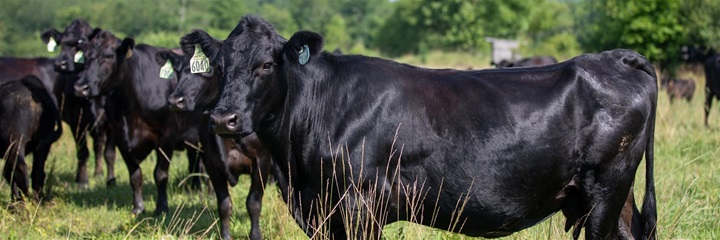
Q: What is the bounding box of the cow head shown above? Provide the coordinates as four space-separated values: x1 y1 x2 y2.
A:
156 49 219 112
680 45 713 63
181 15 286 136
41 19 100 73
74 30 134 97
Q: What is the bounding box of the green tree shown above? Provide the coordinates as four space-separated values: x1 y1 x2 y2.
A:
323 14 350 51
577 0 685 66
375 0 534 56
680 0 720 50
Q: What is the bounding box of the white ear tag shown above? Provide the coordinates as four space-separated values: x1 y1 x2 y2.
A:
190 44 210 73
47 38 57 52
74 51 85 63
159 60 173 79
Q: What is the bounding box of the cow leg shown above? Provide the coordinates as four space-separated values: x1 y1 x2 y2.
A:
30 143 52 201
185 148 201 190
618 189 642 240
246 155 271 240
202 137 233 240
104 129 117 187
3 145 29 201
153 147 172 214
73 130 90 189
123 158 145 215
704 87 714 127
91 129 106 177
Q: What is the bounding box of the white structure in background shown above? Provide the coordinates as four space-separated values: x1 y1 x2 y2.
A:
485 37 520 66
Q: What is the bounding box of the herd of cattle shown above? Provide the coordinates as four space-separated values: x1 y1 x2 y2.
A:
1 14 717 240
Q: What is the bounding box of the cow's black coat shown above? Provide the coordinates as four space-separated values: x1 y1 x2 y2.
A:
496 56 558 68
157 49 273 240
188 16 658 240
74 30 201 215
40 19 117 187
1 76 62 201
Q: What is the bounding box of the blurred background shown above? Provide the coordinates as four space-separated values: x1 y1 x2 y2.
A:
1 0 718 72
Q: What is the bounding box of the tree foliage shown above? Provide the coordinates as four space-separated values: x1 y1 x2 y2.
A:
0 0 717 65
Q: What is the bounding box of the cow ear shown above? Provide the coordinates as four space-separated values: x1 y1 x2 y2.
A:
41 29 62 45
180 29 221 63
284 31 324 65
155 50 181 67
88 28 103 41
118 38 135 59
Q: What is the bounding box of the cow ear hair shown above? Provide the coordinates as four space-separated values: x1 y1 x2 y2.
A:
180 29 221 62
119 38 135 59
155 50 181 66
41 29 62 44
88 28 103 41
284 31 324 65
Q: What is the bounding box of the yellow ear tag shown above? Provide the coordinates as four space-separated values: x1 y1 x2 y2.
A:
159 60 173 79
47 38 57 52
74 51 84 63
190 44 210 73
126 49 133 59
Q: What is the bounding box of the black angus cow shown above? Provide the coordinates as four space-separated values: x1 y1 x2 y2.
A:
183 16 658 240
73 30 202 216
681 46 720 126
40 19 117 187
156 50 273 240
1 76 62 201
495 56 558 68
660 76 695 103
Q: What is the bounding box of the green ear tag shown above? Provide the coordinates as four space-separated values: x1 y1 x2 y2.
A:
74 51 85 63
159 60 173 79
47 38 57 52
190 44 210 73
298 44 310 65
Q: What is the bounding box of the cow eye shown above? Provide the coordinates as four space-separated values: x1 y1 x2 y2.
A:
262 62 273 70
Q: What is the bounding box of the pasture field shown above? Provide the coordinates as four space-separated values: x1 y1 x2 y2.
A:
1 54 719 239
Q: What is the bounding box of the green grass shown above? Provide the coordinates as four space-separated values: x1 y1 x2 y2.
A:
1 55 719 239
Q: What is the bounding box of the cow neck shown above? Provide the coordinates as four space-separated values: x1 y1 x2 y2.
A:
35 58 60 95
121 47 169 114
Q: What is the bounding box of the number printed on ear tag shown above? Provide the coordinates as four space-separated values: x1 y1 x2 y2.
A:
190 44 210 73
74 51 85 63
47 38 57 52
159 60 173 79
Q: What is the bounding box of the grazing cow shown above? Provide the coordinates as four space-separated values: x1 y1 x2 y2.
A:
661 76 695 103
156 49 273 240
681 46 720 127
40 19 117 187
184 16 658 240
1 76 62 201
495 56 558 68
73 30 202 216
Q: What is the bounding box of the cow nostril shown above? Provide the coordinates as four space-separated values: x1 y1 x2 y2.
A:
226 114 238 127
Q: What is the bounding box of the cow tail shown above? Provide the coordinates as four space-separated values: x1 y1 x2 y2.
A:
642 103 657 240
21 76 63 144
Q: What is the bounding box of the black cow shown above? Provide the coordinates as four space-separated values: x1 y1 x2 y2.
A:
1 76 62 201
156 49 273 240
660 76 695 103
184 16 658 240
680 46 720 127
495 56 558 68
73 30 202 216
40 19 117 187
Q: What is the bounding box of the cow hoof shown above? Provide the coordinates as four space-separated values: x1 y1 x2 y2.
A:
131 207 145 217
249 230 261 240
222 231 233 240
77 182 89 190
93 171 103 178
154 207 169 216
106 178 117 187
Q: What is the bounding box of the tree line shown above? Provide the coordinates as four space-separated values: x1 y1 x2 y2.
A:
1 0 718 72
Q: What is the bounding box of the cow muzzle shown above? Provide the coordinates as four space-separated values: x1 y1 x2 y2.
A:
74 82 90 97
168 96 186 111
210 112 243 136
